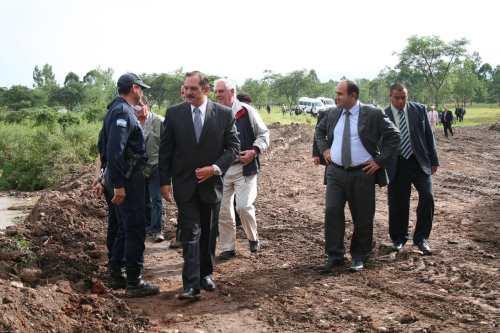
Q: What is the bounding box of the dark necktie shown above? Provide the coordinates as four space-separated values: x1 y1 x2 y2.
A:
341 110 352 168
399 109 412 159
193 107 202 142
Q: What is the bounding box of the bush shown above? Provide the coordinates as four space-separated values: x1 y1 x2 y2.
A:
0 121 100 190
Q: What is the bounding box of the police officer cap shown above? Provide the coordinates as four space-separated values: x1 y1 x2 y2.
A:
117 73 151 90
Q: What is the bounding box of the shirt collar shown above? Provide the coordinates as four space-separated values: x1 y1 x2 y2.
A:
391 103 407 114
345 100 360 115
190 96 208 116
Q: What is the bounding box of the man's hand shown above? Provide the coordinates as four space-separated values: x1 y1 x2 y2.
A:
92 180 104 198
160 185 173 202
195 166 215 183
111 187 126 205
312 156 320 165
362 160 381 175
322 149 331 164
431 166 438 175
239 149 257 166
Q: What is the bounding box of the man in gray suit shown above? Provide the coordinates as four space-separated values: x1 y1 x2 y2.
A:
315 80 400 272
384 83 439 255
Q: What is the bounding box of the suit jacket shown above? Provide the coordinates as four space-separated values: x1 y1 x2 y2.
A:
384 102 439 182
312 109 330 165
315 102 400 187
159 100 240 204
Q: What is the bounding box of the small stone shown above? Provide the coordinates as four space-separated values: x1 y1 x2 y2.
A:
5 226 18 236
377 327 388 333
81 304 93 312
399 313 418 324
20 268 42 284
91 279 107 295
10 281 24 289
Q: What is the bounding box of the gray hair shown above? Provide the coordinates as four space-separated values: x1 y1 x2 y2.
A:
214 78 237 96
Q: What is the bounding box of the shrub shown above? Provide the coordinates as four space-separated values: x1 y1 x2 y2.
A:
0 121 100 190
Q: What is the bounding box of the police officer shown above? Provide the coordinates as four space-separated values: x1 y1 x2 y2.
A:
100 73 159 297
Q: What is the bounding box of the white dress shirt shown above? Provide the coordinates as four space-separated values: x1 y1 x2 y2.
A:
189 96 222 175
331 101 373 167
190 96 208 126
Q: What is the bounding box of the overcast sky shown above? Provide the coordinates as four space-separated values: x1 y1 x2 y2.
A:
1 0 498 88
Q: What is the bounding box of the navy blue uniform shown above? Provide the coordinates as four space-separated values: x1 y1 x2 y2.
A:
100 96 148 281
97 128 123 269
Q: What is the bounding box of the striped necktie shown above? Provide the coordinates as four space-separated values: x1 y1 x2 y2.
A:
398 109 412 159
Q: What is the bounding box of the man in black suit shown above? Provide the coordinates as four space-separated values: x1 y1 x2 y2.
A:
385 83 439 255
315 80 400 272
159 71 240 300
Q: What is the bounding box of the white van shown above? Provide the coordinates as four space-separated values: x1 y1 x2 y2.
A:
298 97 325 115
318 97 335 108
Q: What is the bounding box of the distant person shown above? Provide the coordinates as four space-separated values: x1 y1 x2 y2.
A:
133 97 165 242
100 73 159 297
459 107 466 122
384 83 439 255
159 71 240 300
214 78 269 260
315 80 399 272
427 105 439 135
266 104 271 114
441 107 454 138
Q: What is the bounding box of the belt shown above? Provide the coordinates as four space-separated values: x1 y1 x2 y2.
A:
331 162 365 171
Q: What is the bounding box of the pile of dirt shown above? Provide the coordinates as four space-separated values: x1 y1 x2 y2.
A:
0 166 147 332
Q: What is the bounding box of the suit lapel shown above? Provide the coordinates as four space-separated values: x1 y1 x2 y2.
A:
182 102 197 143
329 108 342 143
406 103 417 133
197 100 214 144
358 103 366 134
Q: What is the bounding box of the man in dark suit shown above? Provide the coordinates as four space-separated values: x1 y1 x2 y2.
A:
384 83 439 255
159 71 240 300
315 80 400 272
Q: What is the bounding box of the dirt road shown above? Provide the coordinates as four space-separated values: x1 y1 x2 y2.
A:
129 124 500 332
1 123 499 332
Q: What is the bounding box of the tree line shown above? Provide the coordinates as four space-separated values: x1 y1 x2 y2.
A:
1 35 499 120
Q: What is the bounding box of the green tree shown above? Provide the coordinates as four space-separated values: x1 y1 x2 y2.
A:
397 35 468 106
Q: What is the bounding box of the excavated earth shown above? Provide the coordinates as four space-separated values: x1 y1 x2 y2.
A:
1 123 499 332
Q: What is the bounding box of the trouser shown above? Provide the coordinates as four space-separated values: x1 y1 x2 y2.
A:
209 202 221 257
324 164 375 261
103 181 123 268
145 167 163 234
219 164 258 252
109 170 146 282
177 192 218 290
388 155 434 245
443 123 453 137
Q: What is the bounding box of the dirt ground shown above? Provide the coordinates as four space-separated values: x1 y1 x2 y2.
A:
1 123 499 332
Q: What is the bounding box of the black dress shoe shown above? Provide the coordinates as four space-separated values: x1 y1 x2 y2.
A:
416 240 432 255
218 250 236 261
201 276 216 291
249 240 260 253
126 280 160 298
392 242 404 252
178 288 201 300
321 257 344 273
350 259 364 272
